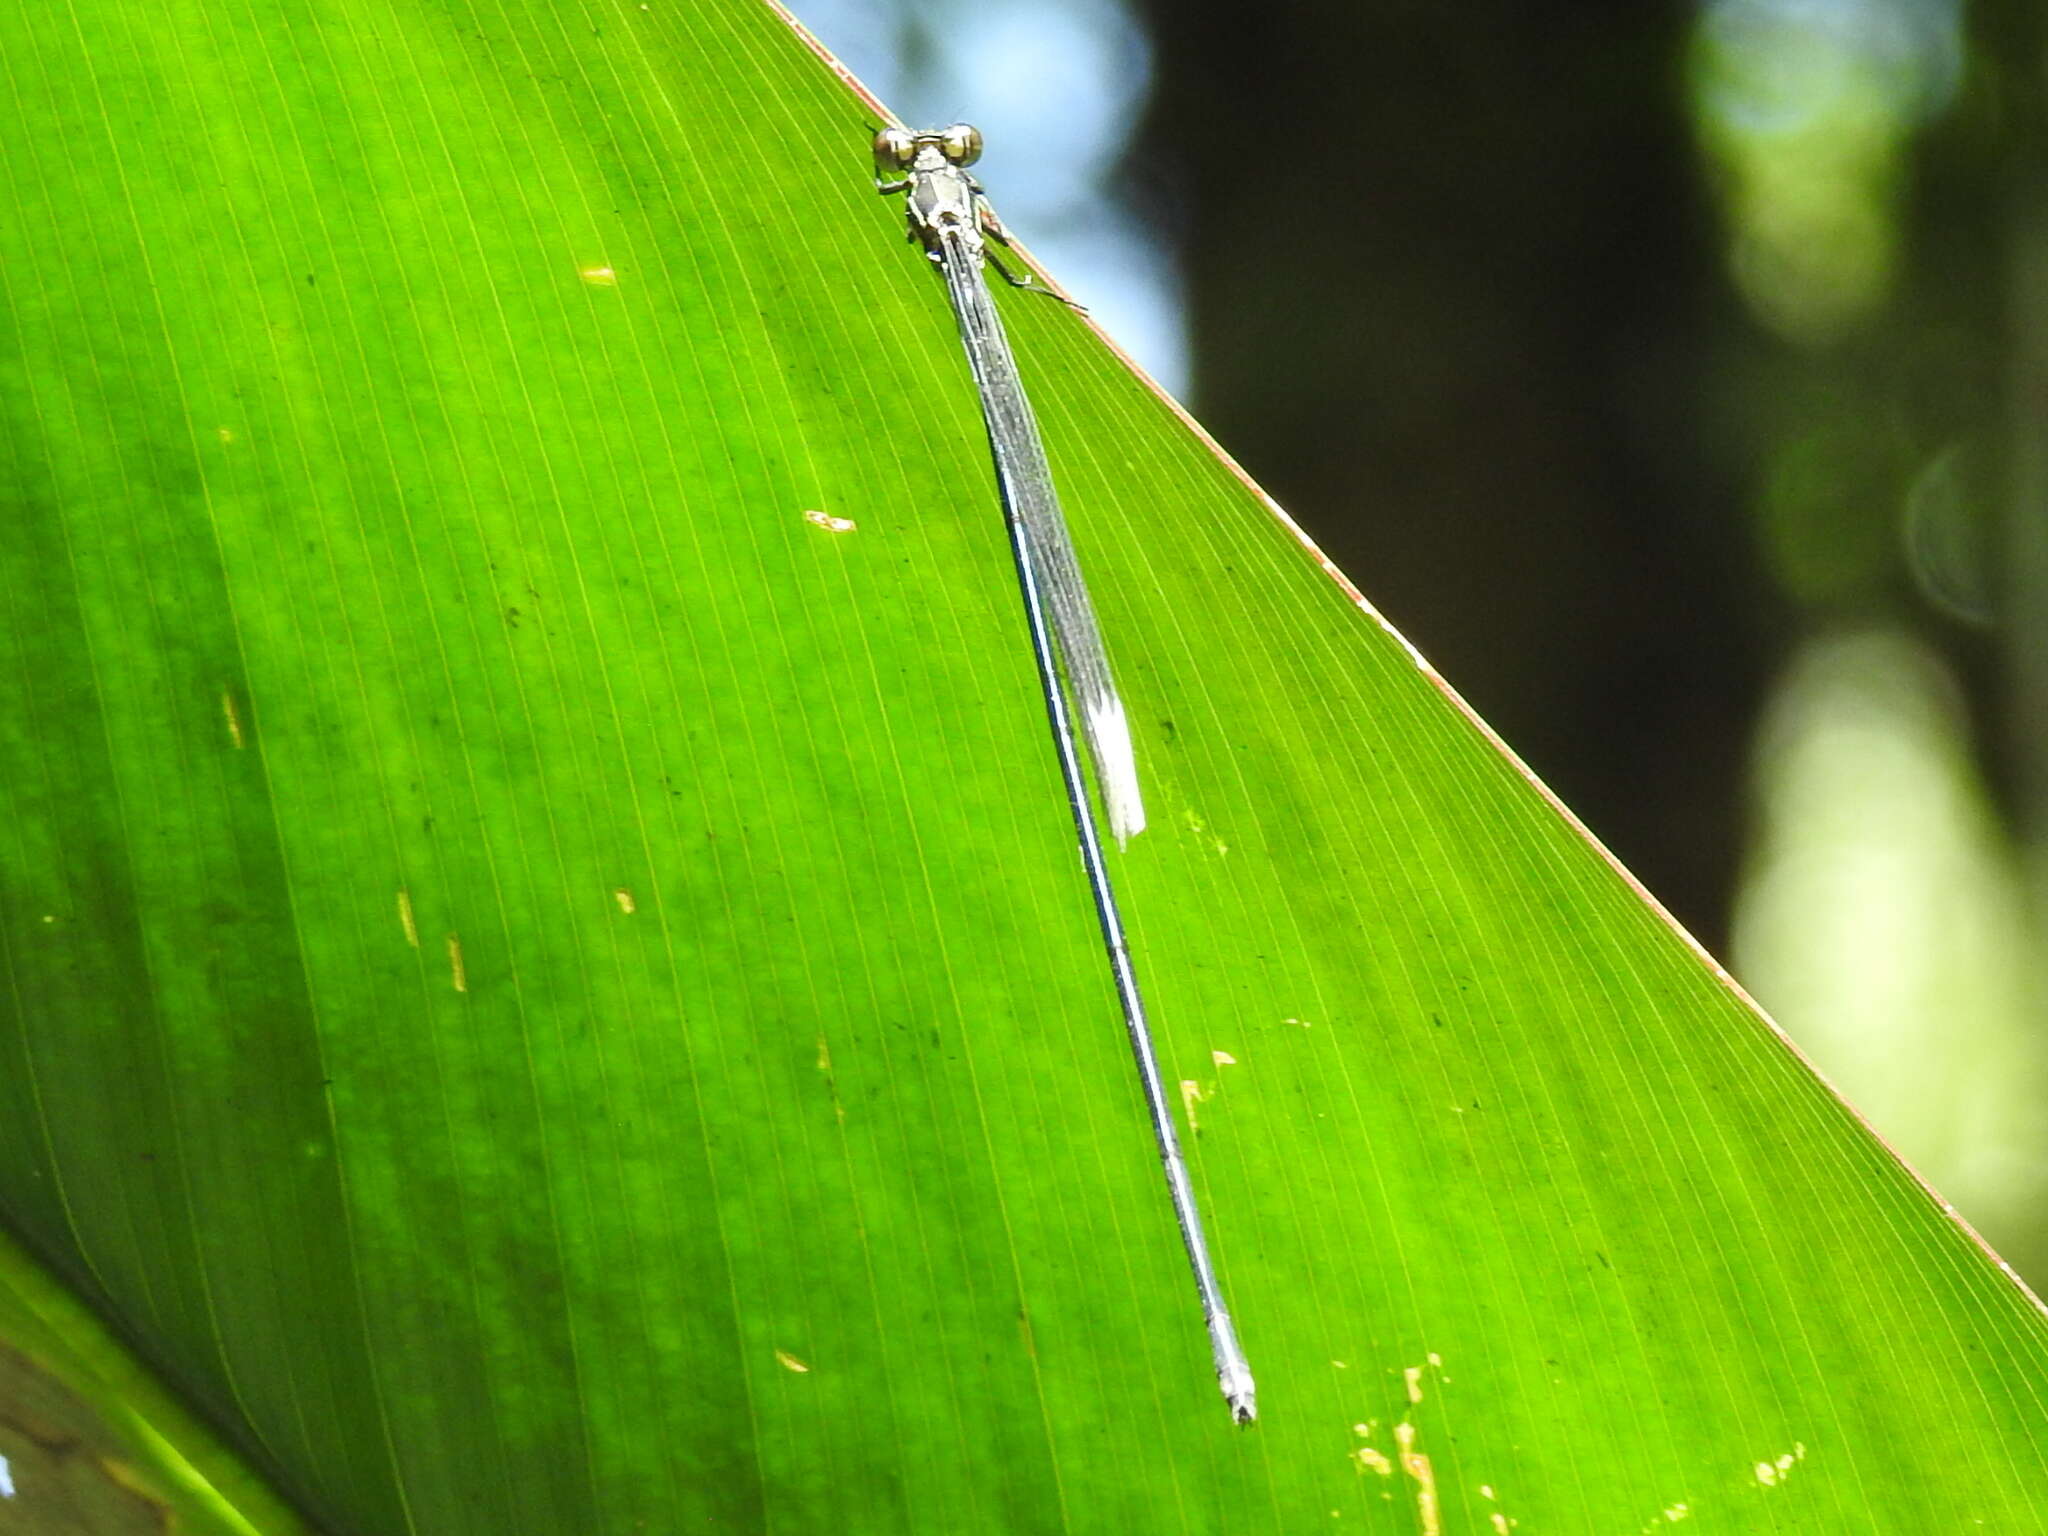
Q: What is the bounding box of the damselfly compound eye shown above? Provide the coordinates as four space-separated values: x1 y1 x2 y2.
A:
938 123 983 166
872 127 917 173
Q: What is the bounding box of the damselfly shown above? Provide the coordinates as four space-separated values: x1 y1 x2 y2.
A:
874 123 1257 1426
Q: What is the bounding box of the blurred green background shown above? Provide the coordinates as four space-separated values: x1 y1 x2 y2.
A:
791 0 2048 1285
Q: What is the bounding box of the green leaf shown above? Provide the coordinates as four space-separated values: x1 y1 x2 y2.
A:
2 2 2044 1532
0 1222 317 1536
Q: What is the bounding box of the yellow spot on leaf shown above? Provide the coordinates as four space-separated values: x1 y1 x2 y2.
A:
1179 1079 1212 1131
1395 1422 1440 1536
1213 1050 1237 1066
1180 808 1229 855
816 1035 833 1072
446 933 467 993
803 509 857 532
613 887 636 914
774 1348 809 1373
1404 1365 1425 1404
1754 1443 1805 1488
222 691 245 749
580 264 618 285
215 426 235 444
1353 1446 1393 1476
397 889 419 948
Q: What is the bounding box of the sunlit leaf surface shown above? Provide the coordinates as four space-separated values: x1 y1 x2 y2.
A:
1 2 2044 1531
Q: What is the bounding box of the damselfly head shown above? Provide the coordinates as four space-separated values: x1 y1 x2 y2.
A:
872 123 983 174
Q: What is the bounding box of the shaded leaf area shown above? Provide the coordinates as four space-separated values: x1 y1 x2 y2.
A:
0 1224 315 1536
0 1 2043 1532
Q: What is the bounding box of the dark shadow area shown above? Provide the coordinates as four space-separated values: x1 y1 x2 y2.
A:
1128 0 1777 954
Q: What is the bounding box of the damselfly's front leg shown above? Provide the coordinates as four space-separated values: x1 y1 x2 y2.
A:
971 193 1087 310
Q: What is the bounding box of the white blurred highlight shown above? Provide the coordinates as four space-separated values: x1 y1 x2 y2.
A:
1734 629 2048 1235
